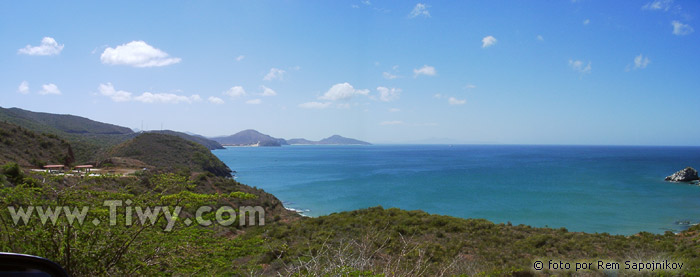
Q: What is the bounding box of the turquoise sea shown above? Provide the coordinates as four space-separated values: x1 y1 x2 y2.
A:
213 145 700 235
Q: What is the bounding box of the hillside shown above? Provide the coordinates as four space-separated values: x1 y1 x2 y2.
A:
0 121 74 167
212 129 287 146
147 130 224 150
106 133 232 177
0 107 135 163
288 135 371 145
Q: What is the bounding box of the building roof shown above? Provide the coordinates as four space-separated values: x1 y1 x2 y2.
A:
75 165 94 168
44 165 65 168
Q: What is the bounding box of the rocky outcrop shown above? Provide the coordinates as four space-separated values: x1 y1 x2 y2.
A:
665 167 699 182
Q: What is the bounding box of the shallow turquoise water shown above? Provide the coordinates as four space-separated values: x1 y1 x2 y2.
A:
213 145 700 235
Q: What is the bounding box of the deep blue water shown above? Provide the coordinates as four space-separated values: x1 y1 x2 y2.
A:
213 145 700 235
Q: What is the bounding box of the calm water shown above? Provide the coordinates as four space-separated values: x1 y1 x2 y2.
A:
213 145 700 235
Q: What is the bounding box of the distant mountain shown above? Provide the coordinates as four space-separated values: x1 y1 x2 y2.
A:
211 129 287 146
287 138 315 145
106 133 232 177
288 135 371 145
148 130 224 150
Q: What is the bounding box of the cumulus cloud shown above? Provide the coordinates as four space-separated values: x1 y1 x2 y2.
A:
413 65 436 77
568 59 592 74
642 0 673 11
299 101 332 109
380 120 404 125
448 97 466 105
18 37 64 56
389 108 401 112
482 36 497 48
236 55 245 61
18 81 29 94
100 41 181 67
409 3 430 18
583 19 590 25
319 82 369 101
224 86 246 98
376 86 401 102
260 85 277 96
208 96 225 104
133 92 200 104
537 35 544 41
98 83 132 102
246 99 262 105
672 21 694 35
98 83 201 104
263 68 286 81
39 84 61 95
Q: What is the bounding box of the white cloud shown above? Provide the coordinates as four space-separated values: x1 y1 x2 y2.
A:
18 37 64 56
376 86 401 102
224 86 246 98
319 82 369 101
413 65 436 77
299 101 332 109
537 35 544 41
568 59 592 74
633 54 651 70
100 41 181 67
260 85 277 96
133 92 200 104
39 83 61 95
583 19 590 25
389 108 400 112
263 68 286 81
672 21 694 35
236 55 245 61
208 96 225 104
380 120 404 125
383 72 399 79
98 83 132 102
448 97 466 105
482 36 497 48
642 0 673 11
18 81 29 94
246 99 262 105
409 3 430 18
98 83 200 104
433 93 444 99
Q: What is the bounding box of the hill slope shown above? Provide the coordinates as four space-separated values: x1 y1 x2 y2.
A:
212 129 287 146
148 130 224 150
0 107 135 163
106 133 232 177
0 121 74 167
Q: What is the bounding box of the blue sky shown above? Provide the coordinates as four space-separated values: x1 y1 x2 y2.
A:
1 1 699 145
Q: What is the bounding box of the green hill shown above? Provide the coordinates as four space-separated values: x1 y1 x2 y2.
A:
147 130 224 150
0 121 74 167
106 133 232 177
0 107 135 163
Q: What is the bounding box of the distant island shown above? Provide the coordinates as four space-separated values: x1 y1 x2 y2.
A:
211 129 371 147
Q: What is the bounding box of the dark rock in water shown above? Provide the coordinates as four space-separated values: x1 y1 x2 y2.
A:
664 167 699 182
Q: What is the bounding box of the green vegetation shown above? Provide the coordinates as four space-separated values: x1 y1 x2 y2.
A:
0 164 297 276
0 121 74 167
106 133 233 177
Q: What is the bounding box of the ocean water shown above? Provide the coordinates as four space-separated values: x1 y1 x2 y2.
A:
213 145 700 235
